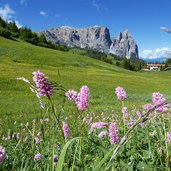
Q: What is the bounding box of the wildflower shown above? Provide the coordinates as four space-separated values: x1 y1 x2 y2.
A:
65 90 78 103
98 131 108 138
91 122 107 129
0 146 6 164
54 155 58 167
115 86 127 100
152 92 169 112
122 107 129 122
23 136 29 143
62 122 70 139
109 123 119 144
35 137 40 144
143 104 154 111
136 111 144 128
45 118 49 123
16 133 20 140
33 71 53 96
76 85 89 111
167 131 171 143
152 92 166 106
127 116 135 128
34 153 41 161
89 122 107 133
40 118 43 124
37 132 42 137
12 132 16 139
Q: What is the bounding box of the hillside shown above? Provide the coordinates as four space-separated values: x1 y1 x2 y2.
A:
1 36 171 130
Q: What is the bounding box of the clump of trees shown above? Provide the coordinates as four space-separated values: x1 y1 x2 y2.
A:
0 17 68 51
162 58 171 70
84 49 113 64
115 58 146 71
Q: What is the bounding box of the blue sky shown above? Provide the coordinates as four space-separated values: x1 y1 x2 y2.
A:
0 0 171 59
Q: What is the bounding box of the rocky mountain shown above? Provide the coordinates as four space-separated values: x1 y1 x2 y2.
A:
110 30 139 58
40 26 139 59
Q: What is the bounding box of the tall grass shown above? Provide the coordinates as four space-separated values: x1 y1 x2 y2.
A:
1 71 171 170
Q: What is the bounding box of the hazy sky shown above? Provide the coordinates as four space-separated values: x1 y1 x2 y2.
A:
0 0 171 59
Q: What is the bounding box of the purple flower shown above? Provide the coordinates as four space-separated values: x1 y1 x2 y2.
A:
122 107 129 122
23 136 29 143
98 131 108 138
143 104 154 111
35 137 40 144
62 122 70 139
152 92 168 112
91 122 107 129
76 86 89 111
127 115 135 128
65 90 78 103
167 132 171 143
34 153 41 161
115 86 127 100
54 155 58 167
16 133 20 140
33 71 53 96
109 123 119 145
0 146 6 164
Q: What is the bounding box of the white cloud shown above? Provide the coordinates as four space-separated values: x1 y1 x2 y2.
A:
140 47 171 59
40 10 48 17
160 26 171 33
0 4 22 28
15 20 22 28
0 4 15 20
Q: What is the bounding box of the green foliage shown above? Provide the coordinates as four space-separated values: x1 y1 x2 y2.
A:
84 49 113 64
85 49 107 60
0 27 11 38
119 58 145 71
0 17 6 28
6 21 18 33
0 17 68 52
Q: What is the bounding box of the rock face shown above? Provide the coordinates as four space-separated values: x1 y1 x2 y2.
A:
110 30 139 59
40 26 139 59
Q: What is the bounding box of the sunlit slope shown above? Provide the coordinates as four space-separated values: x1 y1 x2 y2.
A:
0 36 171 129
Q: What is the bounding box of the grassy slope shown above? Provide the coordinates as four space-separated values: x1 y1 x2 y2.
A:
0 36 171 130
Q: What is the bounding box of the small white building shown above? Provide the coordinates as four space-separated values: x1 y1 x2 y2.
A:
146 64 164 71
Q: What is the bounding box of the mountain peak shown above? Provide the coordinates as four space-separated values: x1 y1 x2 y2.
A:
40 26 139 59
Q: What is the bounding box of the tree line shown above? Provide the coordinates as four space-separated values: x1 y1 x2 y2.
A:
0 17 68 51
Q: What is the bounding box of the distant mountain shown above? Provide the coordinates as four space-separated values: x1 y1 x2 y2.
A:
142 57 167 63
38 26 139 59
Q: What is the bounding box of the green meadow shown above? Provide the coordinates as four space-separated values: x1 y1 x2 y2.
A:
0 36 171 130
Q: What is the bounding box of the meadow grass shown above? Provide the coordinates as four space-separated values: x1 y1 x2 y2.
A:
1 36 171 170
0 36 171 130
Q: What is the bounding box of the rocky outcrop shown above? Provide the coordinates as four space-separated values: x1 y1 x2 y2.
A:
40 26 139 59
110 30 139 59
41 26 111 53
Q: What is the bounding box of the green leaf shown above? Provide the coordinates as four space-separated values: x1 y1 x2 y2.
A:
120 160 133 170
56 137 85 171
97 145 109 154
94 150 113 171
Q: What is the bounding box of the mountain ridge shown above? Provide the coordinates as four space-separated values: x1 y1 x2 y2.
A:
39 26 139 59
